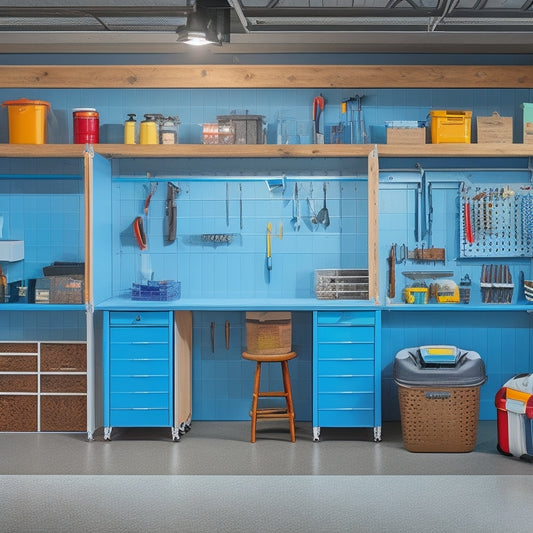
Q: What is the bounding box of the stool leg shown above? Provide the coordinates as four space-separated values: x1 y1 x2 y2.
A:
250 361 261 443
281 360 296 442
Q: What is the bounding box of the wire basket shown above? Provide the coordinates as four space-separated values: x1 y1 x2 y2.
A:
314 269 369 300
131 280 181 301
397 385 481 452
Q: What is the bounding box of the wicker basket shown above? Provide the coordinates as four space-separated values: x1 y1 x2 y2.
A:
397 385 481 453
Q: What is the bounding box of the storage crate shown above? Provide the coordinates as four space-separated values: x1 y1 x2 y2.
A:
429 110 472 144
394 346 486 452
477 112 513 144
49 275 84 304
522 103 533 144
385 121 426 144
217 114 265 144
314 269 369 300
131 280 181 301
246 312 291 355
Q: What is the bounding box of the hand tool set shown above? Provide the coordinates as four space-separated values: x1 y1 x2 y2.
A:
480 264 514 303
459 183 532 258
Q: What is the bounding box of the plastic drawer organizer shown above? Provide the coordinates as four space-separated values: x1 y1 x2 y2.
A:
313 311 381 442
131 280 181 301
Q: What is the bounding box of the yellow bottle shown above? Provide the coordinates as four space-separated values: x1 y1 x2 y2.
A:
124 113 136 144
139 114 158 145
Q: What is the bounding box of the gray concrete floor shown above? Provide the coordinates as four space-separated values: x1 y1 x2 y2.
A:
0 420 529 476
1 421 532 532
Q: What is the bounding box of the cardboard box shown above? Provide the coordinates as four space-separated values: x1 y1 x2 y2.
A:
245 312 292 355
477 112 513 144
386 127 426 144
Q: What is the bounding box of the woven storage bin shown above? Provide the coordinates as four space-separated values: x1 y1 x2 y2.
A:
398 385 481 452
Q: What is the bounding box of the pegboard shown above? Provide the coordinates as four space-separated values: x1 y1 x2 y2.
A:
460 184 533 258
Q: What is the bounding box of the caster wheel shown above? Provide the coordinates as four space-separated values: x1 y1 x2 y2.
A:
497 444 513 457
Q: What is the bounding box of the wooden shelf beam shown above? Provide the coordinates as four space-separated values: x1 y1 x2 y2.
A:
2 65 533 89
1 144 533 159
0 144 86 158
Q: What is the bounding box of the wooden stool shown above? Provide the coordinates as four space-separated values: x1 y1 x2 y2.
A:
241 351 297 443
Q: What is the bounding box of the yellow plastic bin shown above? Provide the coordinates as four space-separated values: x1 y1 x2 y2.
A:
2 98 50 144
429 110 472 144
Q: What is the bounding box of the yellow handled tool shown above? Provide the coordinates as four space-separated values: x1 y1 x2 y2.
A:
266 222 272 271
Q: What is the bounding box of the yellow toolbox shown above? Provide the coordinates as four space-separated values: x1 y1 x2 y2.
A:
429 110 472 144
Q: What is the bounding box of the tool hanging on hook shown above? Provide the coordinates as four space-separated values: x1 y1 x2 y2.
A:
166 182 180 243
144 180 158 242
313 95 325 144
341 95 367 144
133 216 147 250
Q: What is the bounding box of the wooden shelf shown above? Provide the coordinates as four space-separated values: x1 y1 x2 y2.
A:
2 65 533 89
0 144 86 158
93 143 376 158
2 143 533 159
377 143 533 158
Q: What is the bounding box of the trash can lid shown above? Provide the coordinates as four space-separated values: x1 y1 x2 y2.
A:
393 346 487 388
2 98 50 108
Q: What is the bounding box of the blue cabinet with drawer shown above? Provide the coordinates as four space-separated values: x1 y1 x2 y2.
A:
313 311 381 442
102 311 177 440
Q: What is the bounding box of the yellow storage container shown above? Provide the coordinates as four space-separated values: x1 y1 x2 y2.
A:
404 287 429 304
429 110 472 144
2 98 50 144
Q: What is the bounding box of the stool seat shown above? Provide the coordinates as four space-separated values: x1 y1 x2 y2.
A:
241 351 297 443
242 351 297 362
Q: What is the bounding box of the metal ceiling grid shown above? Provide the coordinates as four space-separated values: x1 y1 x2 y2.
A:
1 0 533 53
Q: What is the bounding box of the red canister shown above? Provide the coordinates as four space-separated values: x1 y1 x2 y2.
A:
73 108 99 144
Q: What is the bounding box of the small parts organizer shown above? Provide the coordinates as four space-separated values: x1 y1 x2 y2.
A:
460 184 533 258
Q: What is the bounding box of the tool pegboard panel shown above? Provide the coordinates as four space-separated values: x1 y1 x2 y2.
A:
460 183 533 258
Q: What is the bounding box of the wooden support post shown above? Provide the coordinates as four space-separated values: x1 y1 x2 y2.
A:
368 146 379 303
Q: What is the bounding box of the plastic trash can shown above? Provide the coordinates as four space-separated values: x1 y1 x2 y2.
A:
393 345 487 452
2 98 50 144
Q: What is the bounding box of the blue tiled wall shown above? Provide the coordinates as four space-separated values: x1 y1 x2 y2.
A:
381 310 533 421
0 177 84 285
192 311 312 421
0 310 86 341
1 87 531 145
2 82 533 420
111 177 368 299
379 174 533 307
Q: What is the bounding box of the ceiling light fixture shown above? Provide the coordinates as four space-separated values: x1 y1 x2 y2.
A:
177 5 228 46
